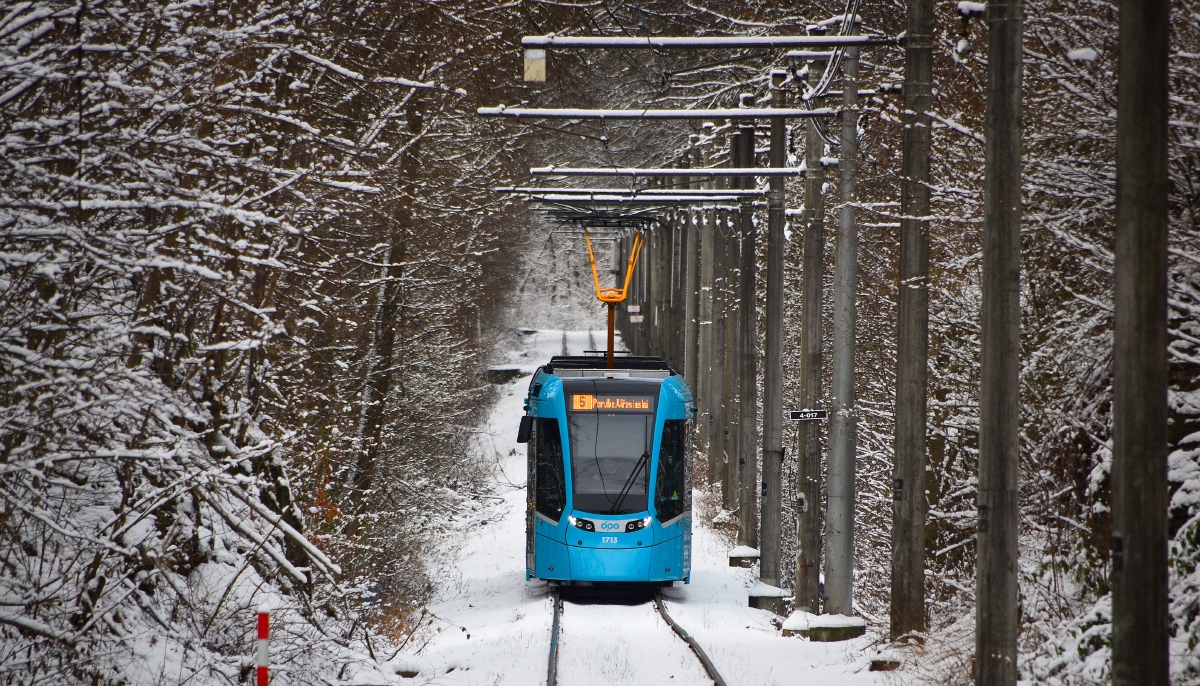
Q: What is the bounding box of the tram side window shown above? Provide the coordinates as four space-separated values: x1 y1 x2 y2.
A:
656 420 687 522
536 418 566 521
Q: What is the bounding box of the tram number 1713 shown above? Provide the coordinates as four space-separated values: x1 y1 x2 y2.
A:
602 537 618 543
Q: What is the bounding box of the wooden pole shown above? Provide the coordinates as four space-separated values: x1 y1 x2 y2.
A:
892 0 934 641
1111 0 1170 678
976 0 1023 680
794 54 828 615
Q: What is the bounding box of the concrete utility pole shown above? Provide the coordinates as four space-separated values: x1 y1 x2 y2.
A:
760 71 788 588
976 0 1022 681
640 228 649 353
647 217 658 356
698 147 716 467
677 206 688 367
795 54 828 614
685 167 701 397
671 209 683 367
669 213 677 354
628 232 640 352
654 211 665 358
681 212 692 370
661 210 671 359
722 129 743 511
705 124 724 486
680 210 690 367
1112 0 1170 678
892 0 934 641
825 25 860 618
710 204 729 488
685 210 697 370
737 118 759 550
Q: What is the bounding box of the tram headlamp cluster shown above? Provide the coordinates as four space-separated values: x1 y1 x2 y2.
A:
625 516 652 533
568 516 595 532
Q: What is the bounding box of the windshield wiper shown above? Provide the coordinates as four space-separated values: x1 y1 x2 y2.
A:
609 451 649 514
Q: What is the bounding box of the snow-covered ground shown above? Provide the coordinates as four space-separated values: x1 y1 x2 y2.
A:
386 330 888 685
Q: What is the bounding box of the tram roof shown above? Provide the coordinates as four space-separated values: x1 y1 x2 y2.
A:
546 355 674 374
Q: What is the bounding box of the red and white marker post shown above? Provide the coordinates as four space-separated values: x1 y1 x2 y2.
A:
256 607 269 686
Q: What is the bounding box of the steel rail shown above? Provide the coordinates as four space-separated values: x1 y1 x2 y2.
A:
547 588 727 686
547 589 561 686
522 34 897 49
654 591 729 686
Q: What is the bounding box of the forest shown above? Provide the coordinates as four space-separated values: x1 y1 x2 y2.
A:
0 0 1197 684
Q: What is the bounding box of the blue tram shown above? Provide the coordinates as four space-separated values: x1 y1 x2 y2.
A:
517 355 694 584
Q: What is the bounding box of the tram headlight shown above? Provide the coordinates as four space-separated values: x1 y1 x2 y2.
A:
569 516 595 532
625 516 652 533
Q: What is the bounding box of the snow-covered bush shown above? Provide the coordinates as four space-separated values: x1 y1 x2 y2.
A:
0 0 532 682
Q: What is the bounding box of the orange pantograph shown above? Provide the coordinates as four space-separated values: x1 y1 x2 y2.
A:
583 230 644 368
584 229 643 304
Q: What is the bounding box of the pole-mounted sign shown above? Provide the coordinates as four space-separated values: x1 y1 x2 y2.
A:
789 410 828 421
524 49 546 81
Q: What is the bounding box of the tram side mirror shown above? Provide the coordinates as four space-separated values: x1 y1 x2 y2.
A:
517 416 533 444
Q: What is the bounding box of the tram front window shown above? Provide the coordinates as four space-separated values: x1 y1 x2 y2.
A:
568 412 653 515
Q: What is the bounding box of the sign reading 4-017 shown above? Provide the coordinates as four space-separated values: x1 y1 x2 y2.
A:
789 410 828 421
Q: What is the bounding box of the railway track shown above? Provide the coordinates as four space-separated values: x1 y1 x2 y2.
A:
546 587 727 686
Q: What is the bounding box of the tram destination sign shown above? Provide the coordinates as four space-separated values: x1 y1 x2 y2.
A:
572 394 655 412
789 410 828 421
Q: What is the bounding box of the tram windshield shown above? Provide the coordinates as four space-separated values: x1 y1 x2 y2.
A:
565 384 657 515
568 412 653 514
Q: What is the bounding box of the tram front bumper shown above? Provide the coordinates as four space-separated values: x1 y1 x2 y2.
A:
533 518 689 583
567 545 654 582
561 534 685 583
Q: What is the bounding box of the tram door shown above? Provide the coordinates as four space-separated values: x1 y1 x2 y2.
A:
525 417 566 576
525 419 536 573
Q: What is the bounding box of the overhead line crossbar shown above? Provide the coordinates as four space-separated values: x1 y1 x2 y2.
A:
530 166 801 177
522 35 897 49
478 106 836 120
529 194 749 203
499 187 766 197
545 214 655 227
